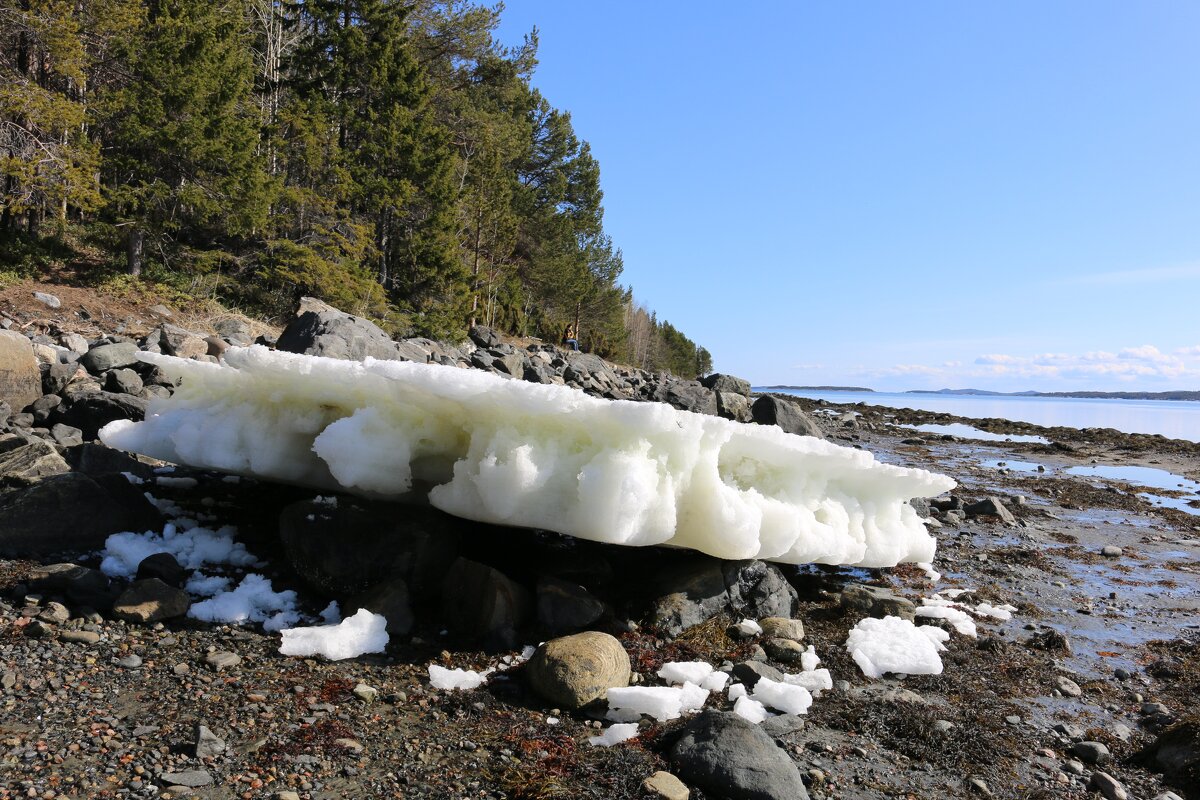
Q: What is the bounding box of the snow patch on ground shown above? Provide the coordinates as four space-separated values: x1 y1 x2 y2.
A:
588 723 640 747
189 574 301 632
100 521 257 579
278 608 389 660
846 615 949 679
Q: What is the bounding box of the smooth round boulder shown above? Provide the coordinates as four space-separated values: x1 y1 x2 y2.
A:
525 631 630 710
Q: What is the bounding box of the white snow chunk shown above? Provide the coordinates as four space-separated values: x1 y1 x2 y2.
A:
278 608 389 660
916 561 941 582
700 671 730 692
588 723 640 747
916 605 977 637
800 645 821 673
121 471 145 485
606 686 692 722
189 573 301 632
184 572 231 597
428 664 490 691
751 676 813 715
319 600 342 624
658 661 714 686
975 603 1016 620
733 694 769 723
546 716 559 725
604 707 644 723
678 681 710 713
156 476 198 489
733 618 763 636
99 346 955 567
938 588 974 599
101 522 257 579
727 683 748 702
782 668 833 695
847 616 949 679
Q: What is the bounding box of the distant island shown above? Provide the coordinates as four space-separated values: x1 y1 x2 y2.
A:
758 385 875 392
907 388 1200 401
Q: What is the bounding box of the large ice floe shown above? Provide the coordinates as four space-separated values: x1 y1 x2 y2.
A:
100 346 954 566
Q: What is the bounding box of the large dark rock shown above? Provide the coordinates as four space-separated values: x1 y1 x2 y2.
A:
0 439 69 484
649 558 799 636
468 326 501 348
662 381 718 416
715 391 752 422
750 395 824 438
0 472 157 557
0 330 40 412
700 373 751 397
79 342 140 375
26 562 116 610
670 710 809 800
964 496 1017 526
537 576 606 635
839 583 917 621
63 442 154 480
1148 717 1200 792
278 499 460 596
525 631 630 710
104 368 143 395
136 552 188 587
346 578 414 636
276 297 401 362
58 391 148 439
112 578 190 623
440 557 530 650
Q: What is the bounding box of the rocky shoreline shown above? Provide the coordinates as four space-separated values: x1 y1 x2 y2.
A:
1 288 1197 800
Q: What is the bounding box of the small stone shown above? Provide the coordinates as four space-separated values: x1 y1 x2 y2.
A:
38 601 70 624
968 777 992 796
642 770 689 800
1101 545 1122 557
352 683 377 704
59 630 100 644
1062 759 1085 775
112 578 190 623
274 793 302 800
1070 741 1110 765
194 725 225 758
204 651 241 671
117 654 142 669
158 770 212 788
1055 675 1083 697
1114 667 1132 680
334 738 364 753
758 616 805 641
932 720 954 733
1087 771 1127 800
762 637 805 663
173 663 190 676
33 292 61 309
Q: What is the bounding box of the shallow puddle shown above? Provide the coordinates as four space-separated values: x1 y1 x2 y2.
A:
1066 464 1200 516
903 423 1050 444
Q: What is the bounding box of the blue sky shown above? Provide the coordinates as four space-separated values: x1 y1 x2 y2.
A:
496 2 1200 392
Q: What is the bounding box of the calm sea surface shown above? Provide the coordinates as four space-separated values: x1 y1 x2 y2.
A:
758 389 1200 443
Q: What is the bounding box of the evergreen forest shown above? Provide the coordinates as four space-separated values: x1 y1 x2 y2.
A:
0 0 713 377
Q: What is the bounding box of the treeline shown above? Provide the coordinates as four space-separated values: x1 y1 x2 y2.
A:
0 0 711 375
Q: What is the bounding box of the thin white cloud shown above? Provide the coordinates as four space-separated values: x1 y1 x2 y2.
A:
1057 262 1200 287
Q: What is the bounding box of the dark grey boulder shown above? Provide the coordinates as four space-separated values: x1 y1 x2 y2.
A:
670 710 809 800
0 472 155 557
346 577 414 636
537 576 606 635
839 583 916 621
0 439 69 484
50 423 83 447
276 297 401 362
716 391 752 422
279 499 460 597
42 362 77 395
1148 718 1200 790
113 578 190 623
104 368 143 395
136 552 188 587
58 391 148 439
27 562 116 610
662 381 718 416
27 393 62 424
79 342 140 375
750 395 824 438
64 442 153 479
441 557 530 650
964 496 1017 526
649 558 799 636
700 373 751 397
468 325 501 348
